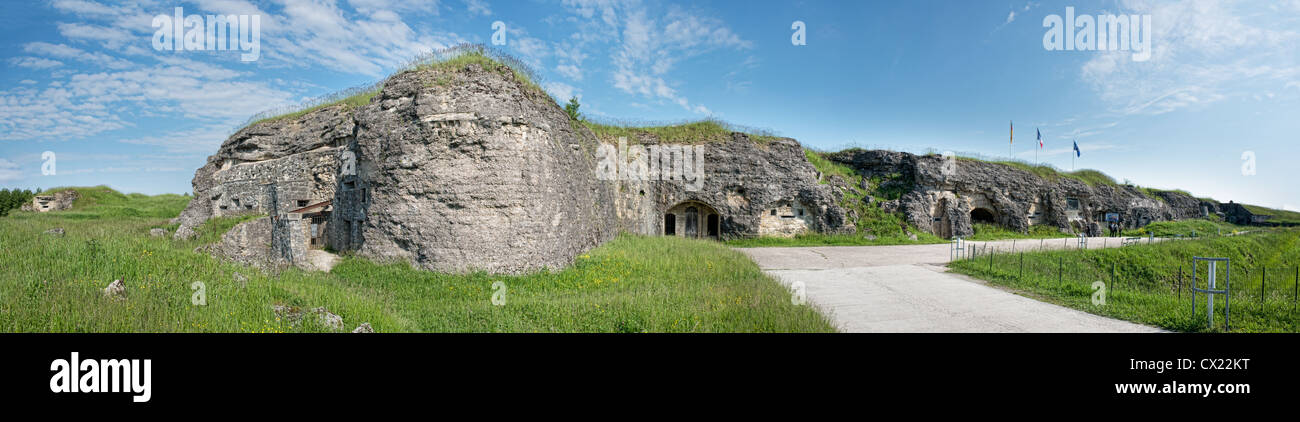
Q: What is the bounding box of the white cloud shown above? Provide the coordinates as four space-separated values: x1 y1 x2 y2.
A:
118 124 238 154
465 0 491 16
1081 0 1300 115
51 0 118 16
556 63 582 80
563 2 750 115
23 42 133 69
1005 11 1016 25
8 57 64 69
544 81 579 102
57 22 135 49
0 158 24 183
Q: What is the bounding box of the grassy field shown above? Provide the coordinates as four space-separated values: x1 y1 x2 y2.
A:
0 187 833 333
950 229 1300 332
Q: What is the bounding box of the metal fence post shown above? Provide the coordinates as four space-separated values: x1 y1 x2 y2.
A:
1262 267 1267 304
1058 256 1063 285
1110 262 1116 293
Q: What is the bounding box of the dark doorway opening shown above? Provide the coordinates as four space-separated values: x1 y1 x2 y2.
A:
684 207 698 237
707 214 719 238
664 214 676 236
970 208 997 224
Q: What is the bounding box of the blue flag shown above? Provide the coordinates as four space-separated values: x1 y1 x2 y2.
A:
1073 139 1081 157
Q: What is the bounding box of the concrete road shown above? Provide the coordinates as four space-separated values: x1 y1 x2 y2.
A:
739 237 1165 333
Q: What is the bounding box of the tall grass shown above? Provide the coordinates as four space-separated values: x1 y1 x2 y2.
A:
0 187 832 333
950 229 1300 332
965 223 1073 241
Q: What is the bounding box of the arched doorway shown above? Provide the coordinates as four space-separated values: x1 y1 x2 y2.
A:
663 201 721 240
684 206 699 237
970 208 997 224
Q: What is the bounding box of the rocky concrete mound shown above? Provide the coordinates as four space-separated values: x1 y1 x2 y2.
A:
827 149 1213 238
174 52 851 274
330 62 617 274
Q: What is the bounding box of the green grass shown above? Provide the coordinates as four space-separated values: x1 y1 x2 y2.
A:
726 232 944 247
950 230 1300 332
727 149 943 247
1241 204 1300 225
0 187 833 333
953 156 1196 203
1120 219 1250 238
581 119 778 145
965 223 1073 241
246 89 379 127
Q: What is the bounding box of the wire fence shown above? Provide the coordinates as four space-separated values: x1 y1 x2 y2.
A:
952 236 1300 330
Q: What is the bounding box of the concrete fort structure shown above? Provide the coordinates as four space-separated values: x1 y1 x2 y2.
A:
174 55 1219 274
174 59 851 274
823 150 1216 239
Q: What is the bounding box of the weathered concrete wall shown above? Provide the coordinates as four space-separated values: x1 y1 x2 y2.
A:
179 62 852 274
21 190 78 213
174 106 352 239
327 63 618 274
599 135 855 240
828 150 1213 238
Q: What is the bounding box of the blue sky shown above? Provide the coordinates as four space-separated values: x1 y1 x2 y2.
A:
1 0 1297 210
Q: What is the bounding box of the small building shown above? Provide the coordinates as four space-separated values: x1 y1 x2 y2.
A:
31 196 56 212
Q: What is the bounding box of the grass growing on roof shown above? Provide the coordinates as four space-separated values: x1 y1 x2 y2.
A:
236 44 547 132
581 119 779 145
0 187 833 333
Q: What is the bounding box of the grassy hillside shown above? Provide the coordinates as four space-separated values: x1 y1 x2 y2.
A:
951 230 1300 332
1242 204 1300 225
1120 219 1250 238
0 187 832 333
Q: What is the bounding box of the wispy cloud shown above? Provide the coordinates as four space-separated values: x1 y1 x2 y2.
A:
0 158 24 183
1081 0 1300 116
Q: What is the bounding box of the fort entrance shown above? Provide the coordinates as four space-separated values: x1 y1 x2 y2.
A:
970 208 997 224
664 201 720 240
